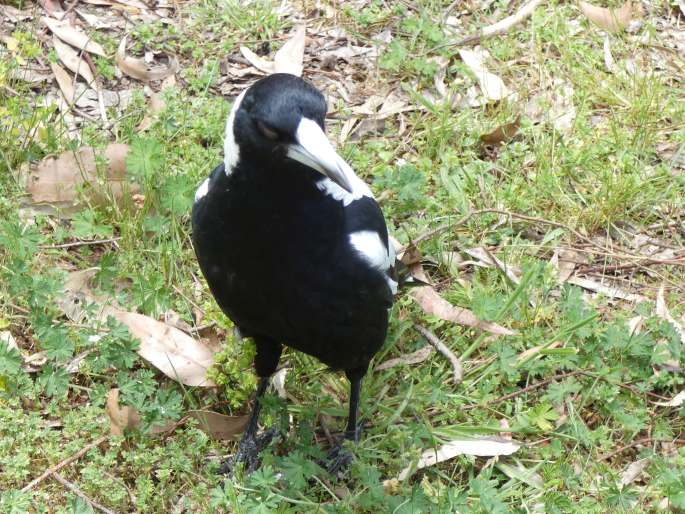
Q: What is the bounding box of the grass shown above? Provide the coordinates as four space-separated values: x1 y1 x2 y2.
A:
2 0 685 512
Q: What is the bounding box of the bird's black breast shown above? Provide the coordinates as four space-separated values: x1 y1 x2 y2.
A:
191 162 391 371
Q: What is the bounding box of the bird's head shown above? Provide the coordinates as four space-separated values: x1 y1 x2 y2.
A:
226 73 355 193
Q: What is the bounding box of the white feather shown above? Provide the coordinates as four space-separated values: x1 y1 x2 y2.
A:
223 90 247 175
194 178 210 202
349 229 395 276
316 177 372 207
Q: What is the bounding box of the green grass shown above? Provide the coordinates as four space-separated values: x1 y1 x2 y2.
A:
2 0 685 512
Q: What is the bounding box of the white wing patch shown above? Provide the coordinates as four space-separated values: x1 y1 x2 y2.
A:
349 230 397 293
317 177 373 207
223 89 247 175
194 178 210 202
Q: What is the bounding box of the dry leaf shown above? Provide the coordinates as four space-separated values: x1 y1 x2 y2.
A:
619 458 650 488
271 367 288 399
464 247 521 284
656 286 685 344
398 437 520 480
52 36 95 84
136 91 165 132
603 35 616 73
551 248 580 284
376 346 434 371
106 388 141 435
578 1 634 33
458 48 511 102
274 25 306 76
19 144 132 214
0 331 18 351
241 25 307 77
116 36 177 82
526 81 576 134
480 116 521 144
654 391 685 407
566 276 646 302
411 264 516 336
43 17 106 57
50 62 75 104
60 271 217 387
186 410 248 440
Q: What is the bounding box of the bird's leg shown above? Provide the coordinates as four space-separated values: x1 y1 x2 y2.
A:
325 368 365 474
219 337 282 475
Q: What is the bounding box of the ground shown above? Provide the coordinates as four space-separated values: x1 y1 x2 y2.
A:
1 0 685 512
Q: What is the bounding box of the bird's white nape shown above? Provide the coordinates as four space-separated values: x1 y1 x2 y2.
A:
223 89 247 175
194 177 210 202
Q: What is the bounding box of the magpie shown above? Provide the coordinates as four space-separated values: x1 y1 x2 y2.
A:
191 73 397 473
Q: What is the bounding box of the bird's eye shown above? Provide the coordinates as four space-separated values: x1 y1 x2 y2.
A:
257 121 279 141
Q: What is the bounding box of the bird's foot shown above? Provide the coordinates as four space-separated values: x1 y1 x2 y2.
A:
323 442 354 475
218 427 279 476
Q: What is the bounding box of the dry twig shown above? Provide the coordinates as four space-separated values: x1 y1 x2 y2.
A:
53 472 116 514
21 435 107 492
414 324 462 384
452 0 545 46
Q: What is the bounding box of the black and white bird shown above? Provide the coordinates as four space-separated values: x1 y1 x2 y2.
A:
191 73 397 472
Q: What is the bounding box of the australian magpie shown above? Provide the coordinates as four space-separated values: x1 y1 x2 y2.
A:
191 73 397 473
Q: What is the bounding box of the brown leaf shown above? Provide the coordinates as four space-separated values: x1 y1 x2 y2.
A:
187 410 248 440
50 62 75 104
550 248 580 283
376 346 434 371
106 388 141 435
20 144 133 214
411 264 516 336
136 91 165 132
53 36 95 84
480 116 521 144
60 270 218 387
116 36 177 82
43 17 107 57
241 25 307 77
578 1 634 33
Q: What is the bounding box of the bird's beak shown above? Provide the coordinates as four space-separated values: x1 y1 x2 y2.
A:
286 118 354 193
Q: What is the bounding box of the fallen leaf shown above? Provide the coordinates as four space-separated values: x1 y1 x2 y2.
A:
376 346 434 371
0 331 18 351
106 388 141 435
398 437 520 480
19 144 133 215
50 61 75 104
53 36 95 84
241 25 307 77
271 367 288 399
551 248 580 283
526 81 576 134
480 116 521 144
274 25 306 76
60 271 217 387
654 391 685 407
43 17 106 57
619 458 650 488
187 410 248 440
136 91 165 132
627 315 645 336
411 264 516 336
656 286 685 344
566 276 646 302
458 48 511 102
116 36 177 82
603 35 616 73
464 247 521 284
578 1 634 33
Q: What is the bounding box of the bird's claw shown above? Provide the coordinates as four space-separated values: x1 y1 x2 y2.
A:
324 443 354 475
218 427 279 476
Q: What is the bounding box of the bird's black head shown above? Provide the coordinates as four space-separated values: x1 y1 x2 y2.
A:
225 74 356 192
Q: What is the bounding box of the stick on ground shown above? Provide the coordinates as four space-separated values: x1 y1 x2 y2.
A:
414 324 463 384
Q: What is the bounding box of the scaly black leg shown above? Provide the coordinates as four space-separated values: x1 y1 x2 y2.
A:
326 368 365 474
219 337 282 475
